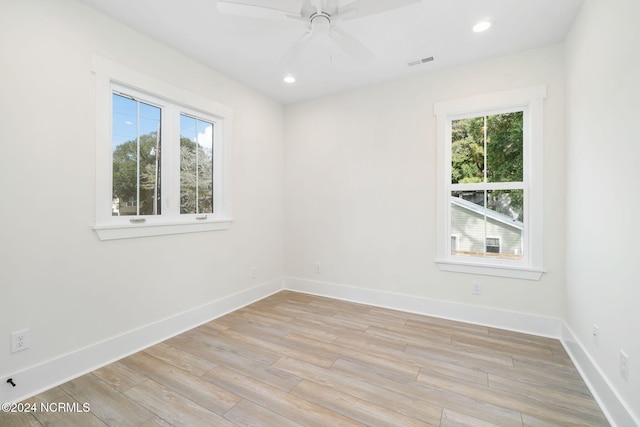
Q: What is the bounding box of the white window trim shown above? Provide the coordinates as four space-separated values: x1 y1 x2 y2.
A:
92 55 233 240
434 85 546 281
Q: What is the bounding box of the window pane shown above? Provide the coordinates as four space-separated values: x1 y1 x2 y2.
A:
451 190 486 257
487 189 524 259
451 117 484 184
451 112 523 184
451 190 524 260
180 115 214 214
111 93 161 216
486 188 524 223
486 111 523 183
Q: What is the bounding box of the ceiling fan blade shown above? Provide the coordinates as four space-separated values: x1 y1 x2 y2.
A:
311 0 322 14
329 27 375 64
217 0 302 19
277 31 315 66
338 0 421 20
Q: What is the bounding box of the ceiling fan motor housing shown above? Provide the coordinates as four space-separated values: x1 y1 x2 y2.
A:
310 11 332 34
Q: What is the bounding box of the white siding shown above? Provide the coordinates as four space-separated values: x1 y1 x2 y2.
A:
451 204 523 257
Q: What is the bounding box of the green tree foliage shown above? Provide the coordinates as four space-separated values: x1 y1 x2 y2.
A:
112 133 214 216
486 112 523 183
179 137 213 214
451 112 523 184
451 112 524 221
488 189 523 222
112 132 160 215
451 117 485 183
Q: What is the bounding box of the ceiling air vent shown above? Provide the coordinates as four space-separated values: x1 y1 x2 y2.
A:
408 56 434 67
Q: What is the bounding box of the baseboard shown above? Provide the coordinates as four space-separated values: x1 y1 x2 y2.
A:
284 277 561 338
560 323 639 427
1 277 284 404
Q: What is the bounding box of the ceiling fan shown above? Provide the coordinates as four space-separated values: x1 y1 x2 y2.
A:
216 0 421 65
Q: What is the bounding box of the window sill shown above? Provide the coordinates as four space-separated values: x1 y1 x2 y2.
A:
436 258 545 281
93 219 232 241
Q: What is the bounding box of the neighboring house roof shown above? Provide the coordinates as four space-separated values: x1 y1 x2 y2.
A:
451 196 524 231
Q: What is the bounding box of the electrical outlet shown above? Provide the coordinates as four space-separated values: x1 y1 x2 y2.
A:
315 262 321 273
620 350 629 382
10 329 30 353
250 267 257 279
472 281 482 295
592 324 599 347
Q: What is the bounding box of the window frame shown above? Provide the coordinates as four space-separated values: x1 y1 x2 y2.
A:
110 87 165 219
92 56 233 240
434 85 546 280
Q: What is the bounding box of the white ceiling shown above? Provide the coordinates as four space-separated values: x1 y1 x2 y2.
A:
76 0 584 104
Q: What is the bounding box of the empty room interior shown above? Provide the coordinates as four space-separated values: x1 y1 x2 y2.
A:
1 0 639 425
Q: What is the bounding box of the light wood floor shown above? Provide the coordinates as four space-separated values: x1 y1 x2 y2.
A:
2 291 609 426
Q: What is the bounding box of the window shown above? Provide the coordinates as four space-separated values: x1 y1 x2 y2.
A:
180 115 214 215
485 237 501 254
434 86 546 280
92 56 233 240
111 92 162 217
450 110 524 260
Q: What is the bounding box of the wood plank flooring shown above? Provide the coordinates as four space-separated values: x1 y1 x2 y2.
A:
1 291 609 426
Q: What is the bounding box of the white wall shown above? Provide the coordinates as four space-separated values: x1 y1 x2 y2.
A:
565 0 640 420
285 45 567 319
0 0 284 384
2 0 637 421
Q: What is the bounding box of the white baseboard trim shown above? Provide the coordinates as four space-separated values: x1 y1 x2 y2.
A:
285 276 638 427
1 278 284 404
560 323 639 427
284 277 561 338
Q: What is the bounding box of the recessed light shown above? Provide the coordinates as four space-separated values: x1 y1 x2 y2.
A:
283 75 296 84
472 20 492 33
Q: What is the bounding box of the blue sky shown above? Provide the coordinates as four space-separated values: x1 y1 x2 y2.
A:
112 93 161 150
112 93 213 151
